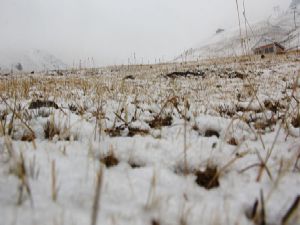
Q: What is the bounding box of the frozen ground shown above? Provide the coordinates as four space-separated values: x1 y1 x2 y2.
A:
0 54 300 225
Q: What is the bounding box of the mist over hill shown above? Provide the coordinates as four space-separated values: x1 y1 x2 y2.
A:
0 49 67 73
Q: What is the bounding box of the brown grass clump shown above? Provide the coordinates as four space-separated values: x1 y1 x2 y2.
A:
21 133 36 142
192 124 220 138
28 100 58 109
43 118 76 141
128 158 144 169
100 152 119 168
204 129 220 138
44 120 60 140
263 99 283 113
128 127 149 137
228 137 238 146
68 103 77 112
253 119 276 131
123 75 135 80
195 166 220 189
218 105 236 117
151 219 160 225
129 162 143 169
105 126 149 137
291 114 300 128
148 115 172 129
104 126 124 137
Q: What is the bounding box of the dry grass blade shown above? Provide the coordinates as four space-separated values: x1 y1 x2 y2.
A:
255 148 273 182
293 152 300 172
1 95 35 136
91 164 104 225
255 120 283 182
239 163 261 173
259 190 266 225
145 170 157 210
17 152 34 207
183 98 188 175
51 160 58 202
251 199 259 220
0 95 36 148
281 195 300 225
250 190 266 225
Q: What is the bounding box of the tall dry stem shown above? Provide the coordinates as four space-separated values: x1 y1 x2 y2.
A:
91 164 104 225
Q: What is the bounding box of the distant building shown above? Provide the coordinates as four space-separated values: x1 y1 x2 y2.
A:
252 37 285 54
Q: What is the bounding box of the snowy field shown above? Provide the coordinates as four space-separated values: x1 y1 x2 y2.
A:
0 54 300 225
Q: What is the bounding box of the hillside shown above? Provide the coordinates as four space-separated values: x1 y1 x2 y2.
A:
291 0 300 8
0 49 67 73
176 3 300 61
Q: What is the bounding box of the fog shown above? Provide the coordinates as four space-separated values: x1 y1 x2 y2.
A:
0 0 291 66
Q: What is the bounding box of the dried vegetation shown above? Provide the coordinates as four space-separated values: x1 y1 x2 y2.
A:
0 53 300 225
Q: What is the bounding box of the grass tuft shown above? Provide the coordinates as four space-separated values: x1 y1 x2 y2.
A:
195 165 220 189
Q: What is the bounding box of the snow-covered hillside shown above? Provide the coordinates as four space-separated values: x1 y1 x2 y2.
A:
0 49 67 73
176 2 300 61
291 0 300 8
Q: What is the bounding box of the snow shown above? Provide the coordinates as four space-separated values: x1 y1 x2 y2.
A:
0 56 300 225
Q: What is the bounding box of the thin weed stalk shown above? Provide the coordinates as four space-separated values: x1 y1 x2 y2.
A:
91 164 104 225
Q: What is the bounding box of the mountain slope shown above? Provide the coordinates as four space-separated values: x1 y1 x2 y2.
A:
290 0 300 8
0 49 67 73
176 4 300 61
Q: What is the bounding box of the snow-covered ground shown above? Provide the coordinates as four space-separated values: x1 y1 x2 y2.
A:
0 54 300 225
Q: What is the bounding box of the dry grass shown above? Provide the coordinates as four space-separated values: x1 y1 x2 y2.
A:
100 147 119 168
195 166 220 189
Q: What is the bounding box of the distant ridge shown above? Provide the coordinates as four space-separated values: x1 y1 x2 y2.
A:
0 49 67 73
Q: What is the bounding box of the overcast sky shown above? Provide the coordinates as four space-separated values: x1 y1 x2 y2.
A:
0 0 291 66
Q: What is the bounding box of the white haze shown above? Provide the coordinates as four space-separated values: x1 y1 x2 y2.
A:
0 0 291 66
